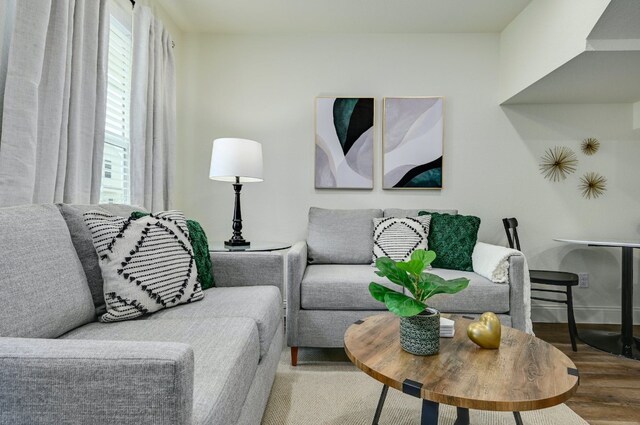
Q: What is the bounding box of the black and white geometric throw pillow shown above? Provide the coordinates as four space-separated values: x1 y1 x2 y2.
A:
372 215 432 262
83 210 204 322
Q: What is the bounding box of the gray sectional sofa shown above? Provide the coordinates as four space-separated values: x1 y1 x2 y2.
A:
286 207 527 365
0 204 283 425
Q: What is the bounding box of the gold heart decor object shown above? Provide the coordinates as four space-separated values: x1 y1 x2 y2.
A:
467 312 501 349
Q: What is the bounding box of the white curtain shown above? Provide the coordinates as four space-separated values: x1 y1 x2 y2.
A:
130 5 176 212
0 0 17 135
0 0 109 206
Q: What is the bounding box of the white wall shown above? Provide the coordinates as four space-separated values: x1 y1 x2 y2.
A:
177 32 640 323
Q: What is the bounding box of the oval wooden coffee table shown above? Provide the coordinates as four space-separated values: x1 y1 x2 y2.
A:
344 314 579 425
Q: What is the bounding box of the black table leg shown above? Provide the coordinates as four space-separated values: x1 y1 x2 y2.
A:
454 407 470 425
421 399 439 425
578 246 640 360
621 246 634 358
372 385 388 425
371 386 528 425
513 412 523 425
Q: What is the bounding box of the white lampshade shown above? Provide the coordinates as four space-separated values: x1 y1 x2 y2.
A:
209 138 263 183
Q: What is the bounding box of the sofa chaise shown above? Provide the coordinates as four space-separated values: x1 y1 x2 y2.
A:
286 207 527 365
0 203 283 425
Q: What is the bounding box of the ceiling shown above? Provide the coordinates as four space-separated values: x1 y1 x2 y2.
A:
156 0 532 34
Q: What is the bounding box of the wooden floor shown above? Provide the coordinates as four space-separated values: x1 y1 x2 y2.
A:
533 323 640 425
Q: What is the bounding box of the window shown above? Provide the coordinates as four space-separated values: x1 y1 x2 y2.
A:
99 1 132 204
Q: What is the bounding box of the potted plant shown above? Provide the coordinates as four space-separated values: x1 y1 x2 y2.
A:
369 249 469 355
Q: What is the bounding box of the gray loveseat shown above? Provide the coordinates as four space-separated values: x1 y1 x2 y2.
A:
0 204 283 425
286 207 527 365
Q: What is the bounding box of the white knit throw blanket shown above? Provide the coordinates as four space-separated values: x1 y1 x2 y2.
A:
472 242 533 334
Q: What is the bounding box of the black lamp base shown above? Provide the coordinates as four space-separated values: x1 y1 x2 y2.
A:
226 178 250 248
225 238 250 247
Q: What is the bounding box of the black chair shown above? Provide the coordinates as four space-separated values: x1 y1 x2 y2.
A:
502 218 579 351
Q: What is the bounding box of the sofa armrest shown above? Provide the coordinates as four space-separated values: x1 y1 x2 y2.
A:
472 242 529 332
286 241 308 346
0 337 194 425
507 255 527 332
210 250 285 291
472 241 517 283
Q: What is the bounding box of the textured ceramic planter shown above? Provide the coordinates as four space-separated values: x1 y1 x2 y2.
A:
399 308 440 356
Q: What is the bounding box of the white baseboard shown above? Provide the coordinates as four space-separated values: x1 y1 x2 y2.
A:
532 304 640 324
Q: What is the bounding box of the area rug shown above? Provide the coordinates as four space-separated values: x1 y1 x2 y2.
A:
261 348 588 425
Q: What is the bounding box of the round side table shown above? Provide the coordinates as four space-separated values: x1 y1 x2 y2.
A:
209 241 291 252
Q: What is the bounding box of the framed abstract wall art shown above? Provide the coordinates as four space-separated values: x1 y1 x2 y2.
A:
315 97 374 189
383 97 444 189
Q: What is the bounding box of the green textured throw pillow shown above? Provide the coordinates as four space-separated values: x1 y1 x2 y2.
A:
418 211 480 271
131 212 215 289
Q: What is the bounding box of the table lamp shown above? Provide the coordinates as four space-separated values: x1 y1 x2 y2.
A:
209 138 263 247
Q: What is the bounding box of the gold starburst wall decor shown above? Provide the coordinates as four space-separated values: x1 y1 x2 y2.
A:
579 172 607 199
539 146 578 182
581 138 600 155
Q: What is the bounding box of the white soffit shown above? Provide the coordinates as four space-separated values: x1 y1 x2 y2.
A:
502 0 640 104
502 51 640 104
588 0 640 41
155 0 531 34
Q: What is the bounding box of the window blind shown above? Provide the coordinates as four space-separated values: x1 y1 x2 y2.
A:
100 8 132 204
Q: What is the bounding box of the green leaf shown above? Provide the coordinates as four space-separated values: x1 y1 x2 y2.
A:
374 257 413 292
418 272 446 288
394 250 437 276
411 249 436 266
440 277 471 293
396 260 423 276
418 273 469 299
369 282 402 303
383 292 426 317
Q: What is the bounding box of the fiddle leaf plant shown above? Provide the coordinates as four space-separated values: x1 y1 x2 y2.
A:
369 249 469 317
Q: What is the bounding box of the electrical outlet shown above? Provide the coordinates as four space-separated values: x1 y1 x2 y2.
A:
578 273 589 288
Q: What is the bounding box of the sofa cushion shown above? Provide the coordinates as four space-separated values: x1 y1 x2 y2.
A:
372 215 431 262
147 286 281 360
131 212 215 290
0 204 95 338
84 210 204 322
307 207 383 264
384 208 457 217
300 265 509 314
422 268 510 313
183 219 214 289
419 211 481 271
58 203 147 316
61 317 260 425
301 265 397 310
